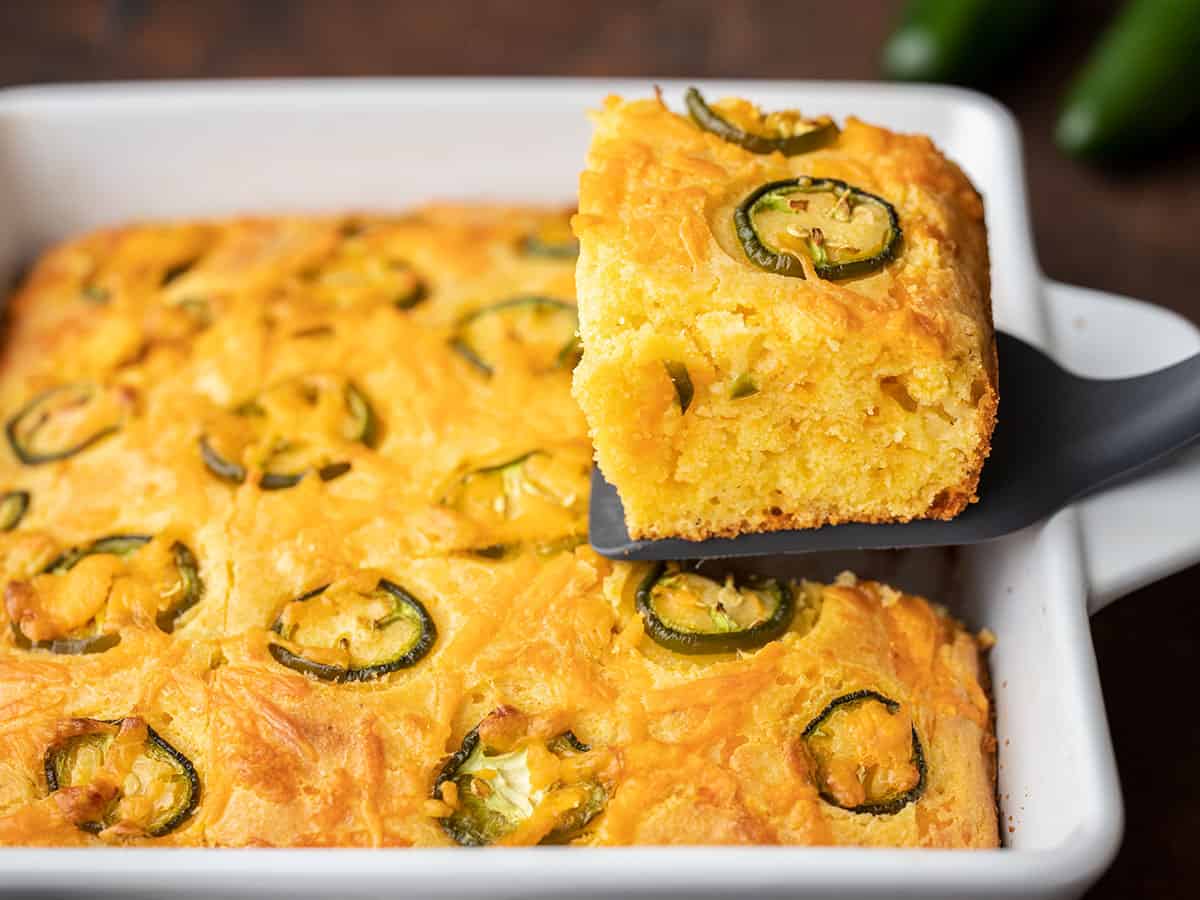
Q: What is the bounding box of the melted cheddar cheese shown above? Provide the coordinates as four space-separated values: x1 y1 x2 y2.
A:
0 207 997 848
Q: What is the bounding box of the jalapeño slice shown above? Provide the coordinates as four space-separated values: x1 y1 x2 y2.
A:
44 717 200 838
42 534 152 574
302 238 428 310
434 710 606 846
450 297 580 377
199 378 376 490
438 449 589 555
198 434 245 484
735 177 901 281
156 542 205 633
6 382 127 465
268 577 436 683
343 382 378 446
730 373 758 399
10 626 120 656
663 361 694 413
801 690 927 816
685 86 839 156
636 563 794 655
541 779 607 845
11 534 204 653
13 534 149 653
0 490 29 531
520 216 579 260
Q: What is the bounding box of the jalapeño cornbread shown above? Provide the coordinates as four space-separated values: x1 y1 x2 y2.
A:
572 89 998 540
0 207 996 848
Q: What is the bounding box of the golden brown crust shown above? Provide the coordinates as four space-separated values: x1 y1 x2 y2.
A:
573 95 998 541
0 208 996 849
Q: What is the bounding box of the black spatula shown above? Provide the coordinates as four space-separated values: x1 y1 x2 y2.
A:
589 331 1200 560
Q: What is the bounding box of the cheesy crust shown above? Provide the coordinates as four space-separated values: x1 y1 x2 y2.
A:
572 94 998 540
0 208 996 848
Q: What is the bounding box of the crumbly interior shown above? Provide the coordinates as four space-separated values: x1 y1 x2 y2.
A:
0 208 996 848
573 95 997 540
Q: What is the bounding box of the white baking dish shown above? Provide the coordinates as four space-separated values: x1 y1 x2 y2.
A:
0 78 1197 900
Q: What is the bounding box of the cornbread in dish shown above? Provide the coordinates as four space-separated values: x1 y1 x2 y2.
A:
0 208 994 848
572 91 998 540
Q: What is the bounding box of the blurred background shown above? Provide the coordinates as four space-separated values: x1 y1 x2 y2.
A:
0 1 1196 895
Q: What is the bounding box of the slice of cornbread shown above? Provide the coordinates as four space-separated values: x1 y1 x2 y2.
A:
572 92 997 540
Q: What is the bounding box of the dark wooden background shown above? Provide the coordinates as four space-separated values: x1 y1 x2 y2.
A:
1 0 1196 895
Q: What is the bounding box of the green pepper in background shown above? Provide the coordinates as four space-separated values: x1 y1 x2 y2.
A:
881 0 1052 84
1057 0 1200 160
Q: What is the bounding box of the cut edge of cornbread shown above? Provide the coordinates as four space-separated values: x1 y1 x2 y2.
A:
575 326 998 541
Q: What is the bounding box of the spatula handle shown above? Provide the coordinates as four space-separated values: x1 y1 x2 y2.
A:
1065 352 1200 499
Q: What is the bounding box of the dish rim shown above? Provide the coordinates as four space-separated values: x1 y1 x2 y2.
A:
0 77 1124 899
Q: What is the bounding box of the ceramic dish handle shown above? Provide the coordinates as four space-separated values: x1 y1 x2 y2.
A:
1043 280 1200 613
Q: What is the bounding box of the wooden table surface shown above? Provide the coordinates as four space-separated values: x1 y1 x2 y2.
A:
2 1 1197 895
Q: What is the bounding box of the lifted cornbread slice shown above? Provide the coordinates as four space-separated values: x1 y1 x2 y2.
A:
573 93 997 540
